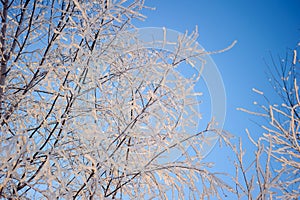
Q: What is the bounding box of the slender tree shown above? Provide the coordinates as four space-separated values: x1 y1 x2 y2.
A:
234 43 300 199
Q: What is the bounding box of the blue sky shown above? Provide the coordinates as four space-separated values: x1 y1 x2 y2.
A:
135 0 300 143
135 0 300 195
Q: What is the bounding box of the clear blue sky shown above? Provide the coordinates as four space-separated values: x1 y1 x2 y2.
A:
135 0 300 142
135 0 300 195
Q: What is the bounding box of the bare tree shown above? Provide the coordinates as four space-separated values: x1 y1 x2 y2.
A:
0 1 235 199
234 43 300 199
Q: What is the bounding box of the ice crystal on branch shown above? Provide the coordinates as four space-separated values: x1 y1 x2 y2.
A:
0 0 233 199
